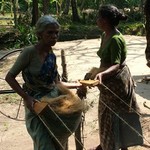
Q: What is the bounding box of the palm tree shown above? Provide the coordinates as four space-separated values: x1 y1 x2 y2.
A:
71 0 80 22
43 0 50 15
62 0 70 15
31 0 39 26
12 0 17 27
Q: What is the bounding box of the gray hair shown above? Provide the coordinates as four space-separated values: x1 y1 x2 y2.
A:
35 15 60 35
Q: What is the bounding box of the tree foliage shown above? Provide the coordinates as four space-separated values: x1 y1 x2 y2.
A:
0 0 144 24
0 0 146 49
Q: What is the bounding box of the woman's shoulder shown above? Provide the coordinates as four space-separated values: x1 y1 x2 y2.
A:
20 45 37 58
111 32 125 43
19 45 37 60
22 45 36 53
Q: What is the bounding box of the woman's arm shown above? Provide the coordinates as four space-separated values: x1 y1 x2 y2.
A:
5 72 35 110
55 73 82 88
95 63 120 83
57 81 82 89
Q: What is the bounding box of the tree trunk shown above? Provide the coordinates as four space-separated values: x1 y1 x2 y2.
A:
12 0 17 27
31 0 39 26
62 0 70 15
71 0 80 22
0 0 5 14
140 0 144 12
43 0 49 15
144 0 150 65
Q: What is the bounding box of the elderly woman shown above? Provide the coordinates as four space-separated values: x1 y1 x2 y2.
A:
89 5 140 150
5 15 82 150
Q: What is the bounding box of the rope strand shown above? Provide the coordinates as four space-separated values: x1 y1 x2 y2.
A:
38 115 65 150
48 105 87 150
97 83 150 145
101 83 141 116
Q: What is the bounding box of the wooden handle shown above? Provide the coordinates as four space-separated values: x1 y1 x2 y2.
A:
79 80 100 86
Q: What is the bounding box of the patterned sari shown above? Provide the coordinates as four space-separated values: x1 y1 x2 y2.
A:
24 53 71 150
98 65 139 150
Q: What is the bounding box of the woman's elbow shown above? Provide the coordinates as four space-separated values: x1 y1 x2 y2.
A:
5 72 15 83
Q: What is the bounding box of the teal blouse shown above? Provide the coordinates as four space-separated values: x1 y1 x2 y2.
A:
9 46 58 92
97 32 127 67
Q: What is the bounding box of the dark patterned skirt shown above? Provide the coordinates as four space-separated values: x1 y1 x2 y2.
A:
98 65 139 150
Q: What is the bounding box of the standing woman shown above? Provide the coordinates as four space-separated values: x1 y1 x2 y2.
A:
5 15 82 150
93 5 140 150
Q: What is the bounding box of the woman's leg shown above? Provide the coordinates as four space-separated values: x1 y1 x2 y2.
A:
25 108 56 150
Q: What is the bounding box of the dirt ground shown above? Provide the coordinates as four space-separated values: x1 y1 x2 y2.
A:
0 35 150 150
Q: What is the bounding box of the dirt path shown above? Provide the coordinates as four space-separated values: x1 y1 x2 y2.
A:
0 35 150 150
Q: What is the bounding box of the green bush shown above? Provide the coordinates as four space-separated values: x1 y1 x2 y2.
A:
119 22 145 36
0 21 146 50
59 23 100 41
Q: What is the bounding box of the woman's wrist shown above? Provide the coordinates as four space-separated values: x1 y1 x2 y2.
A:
21 93 30 100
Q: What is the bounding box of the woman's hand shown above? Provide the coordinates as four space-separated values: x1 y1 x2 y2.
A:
76 85 87 99
84 73 92 80
24 95 36 111
95 73 103 84
5 72 36 111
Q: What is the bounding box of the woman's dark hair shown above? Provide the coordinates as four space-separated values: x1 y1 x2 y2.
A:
98 4 127 27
